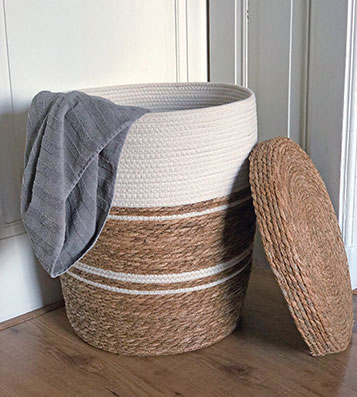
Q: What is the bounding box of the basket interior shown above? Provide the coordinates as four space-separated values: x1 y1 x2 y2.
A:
90 83 252 113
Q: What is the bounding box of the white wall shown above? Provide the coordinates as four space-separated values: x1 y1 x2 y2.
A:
307 0 349 214
0 235 62 322
0 0 207 322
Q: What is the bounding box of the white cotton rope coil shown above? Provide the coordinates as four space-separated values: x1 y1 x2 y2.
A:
67 259 251 296
107 195 251 222
82 82 257 208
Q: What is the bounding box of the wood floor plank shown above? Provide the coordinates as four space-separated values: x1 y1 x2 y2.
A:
0 266 355 397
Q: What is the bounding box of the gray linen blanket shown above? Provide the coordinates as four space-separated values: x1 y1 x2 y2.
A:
21 90 148 277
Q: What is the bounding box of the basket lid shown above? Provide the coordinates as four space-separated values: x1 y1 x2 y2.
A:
249 137 353 356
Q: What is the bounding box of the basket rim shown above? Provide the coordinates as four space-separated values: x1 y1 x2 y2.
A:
80 82 255 119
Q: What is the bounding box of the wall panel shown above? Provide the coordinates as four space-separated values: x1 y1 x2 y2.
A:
0 0 207 321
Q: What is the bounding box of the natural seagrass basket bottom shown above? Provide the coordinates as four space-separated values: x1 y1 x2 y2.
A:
60 263 251 356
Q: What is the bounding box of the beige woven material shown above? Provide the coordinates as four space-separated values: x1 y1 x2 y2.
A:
82 83 257 207
249 137 353 356
61 82 258 356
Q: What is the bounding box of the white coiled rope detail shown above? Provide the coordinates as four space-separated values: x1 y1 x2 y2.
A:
108 195 251 222
67 258 251 296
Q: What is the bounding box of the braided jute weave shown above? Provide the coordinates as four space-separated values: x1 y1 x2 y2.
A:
60 83 258 355
249 137 353 356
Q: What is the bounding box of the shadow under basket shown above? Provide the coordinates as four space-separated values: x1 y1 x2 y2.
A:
60 82 258 356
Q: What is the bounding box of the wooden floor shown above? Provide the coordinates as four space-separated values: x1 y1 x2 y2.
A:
0 267 356 397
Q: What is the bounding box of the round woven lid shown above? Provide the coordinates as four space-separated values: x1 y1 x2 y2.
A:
249 137 353 356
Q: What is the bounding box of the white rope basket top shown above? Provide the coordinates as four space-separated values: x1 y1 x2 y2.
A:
82 83 257 208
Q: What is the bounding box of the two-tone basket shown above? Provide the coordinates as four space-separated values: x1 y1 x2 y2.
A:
60 82 257 355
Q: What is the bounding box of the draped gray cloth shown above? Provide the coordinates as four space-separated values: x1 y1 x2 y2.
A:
21 90 148 277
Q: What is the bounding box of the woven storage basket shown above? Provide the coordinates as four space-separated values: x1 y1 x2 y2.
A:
60 82 258 355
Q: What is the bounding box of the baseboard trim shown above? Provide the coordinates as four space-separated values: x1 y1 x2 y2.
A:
350 265 357 290
346 245 357 290
0 300 64 332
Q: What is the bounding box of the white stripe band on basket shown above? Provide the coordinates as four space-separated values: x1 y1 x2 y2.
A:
73 245 253 284
66 259 251 296
108 196 251 222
